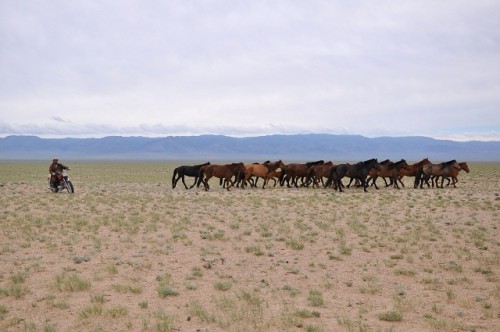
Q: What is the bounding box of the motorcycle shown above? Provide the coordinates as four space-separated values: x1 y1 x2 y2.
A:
50 169 74 193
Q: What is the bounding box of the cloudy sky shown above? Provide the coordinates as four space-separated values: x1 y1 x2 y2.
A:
1 1 499 141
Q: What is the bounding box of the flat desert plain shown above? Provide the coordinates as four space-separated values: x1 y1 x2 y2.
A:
0 162 498 332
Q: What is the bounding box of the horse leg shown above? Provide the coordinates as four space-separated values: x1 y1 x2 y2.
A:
196 176 204 188
336 178 343 192
371 176 379 190
225 176 234 191
435 176 443 188
361 177 368 192
203 175 211 191
392 175 400 189
189 176 197 189
398 175 406 188
172 169 179 189
382 176 390 187
424 174 432 188
180 175 190 189
260 176 267 189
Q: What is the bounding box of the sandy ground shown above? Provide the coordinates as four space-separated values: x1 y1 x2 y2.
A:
0 162 498 331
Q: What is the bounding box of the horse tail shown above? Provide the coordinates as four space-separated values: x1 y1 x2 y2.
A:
172 168 179 188
324 166 336 188
197 166 206 188
414 167 423 188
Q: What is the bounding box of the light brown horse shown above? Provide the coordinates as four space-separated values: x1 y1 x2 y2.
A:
201 163 246 191
244 160 284 189
433 162 470 188
368 159 411 189
396 157 431 188
415 160 461 189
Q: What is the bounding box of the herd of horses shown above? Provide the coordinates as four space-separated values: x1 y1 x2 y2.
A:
171 158 470 192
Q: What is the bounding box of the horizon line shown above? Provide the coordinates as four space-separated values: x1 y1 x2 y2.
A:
1 132 500 143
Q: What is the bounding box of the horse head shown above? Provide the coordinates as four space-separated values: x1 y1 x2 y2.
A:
364 158 382 171
459 162 470 173
380 159 391 165
419 158 431 166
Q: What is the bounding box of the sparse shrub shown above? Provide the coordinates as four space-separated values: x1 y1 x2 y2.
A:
55 272 91 292
157 286 179 298
308 289 324 307
379 310 402 321
214 281 233 291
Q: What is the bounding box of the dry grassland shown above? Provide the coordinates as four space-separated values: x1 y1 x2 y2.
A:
0 162 498 332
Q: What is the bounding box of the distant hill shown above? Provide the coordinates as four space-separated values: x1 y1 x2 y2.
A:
0 134 499 162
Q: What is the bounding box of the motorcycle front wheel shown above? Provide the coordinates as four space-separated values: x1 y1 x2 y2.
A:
65 180 74 193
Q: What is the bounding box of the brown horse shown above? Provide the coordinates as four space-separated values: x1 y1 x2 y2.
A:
368 159 411 189
396 157 431 188
280 160 324 188
263 169 282 188
365 159 391 188
415 160 461 188
201 163 246 191
306 161 334 188
433 162 470 188
244 160 284 189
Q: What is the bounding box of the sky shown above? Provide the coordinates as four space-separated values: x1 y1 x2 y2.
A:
1 1 499 141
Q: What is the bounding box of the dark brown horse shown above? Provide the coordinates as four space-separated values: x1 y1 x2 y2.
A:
415 160 461 188
280 160 324 188
396 158 431 187
201 163 246 191
368 159 411 189
306 161 334 188
433 162 470 188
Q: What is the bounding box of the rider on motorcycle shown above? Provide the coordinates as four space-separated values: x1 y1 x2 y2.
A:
48 158 70 190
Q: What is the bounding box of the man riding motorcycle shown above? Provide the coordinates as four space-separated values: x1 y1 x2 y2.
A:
48 158 70 191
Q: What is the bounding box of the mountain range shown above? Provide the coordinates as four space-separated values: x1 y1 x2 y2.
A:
1 134 499 162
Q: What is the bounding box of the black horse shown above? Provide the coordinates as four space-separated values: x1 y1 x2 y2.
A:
325 158 382 192
172 162 210 189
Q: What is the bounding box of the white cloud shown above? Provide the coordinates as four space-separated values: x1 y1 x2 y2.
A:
1 1 499 141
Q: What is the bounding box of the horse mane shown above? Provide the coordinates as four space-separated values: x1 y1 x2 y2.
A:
379 159 391 165
306 160 324 167
194 162 210 168
390 159 406 169
439 160 457 169
363 158 377 164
